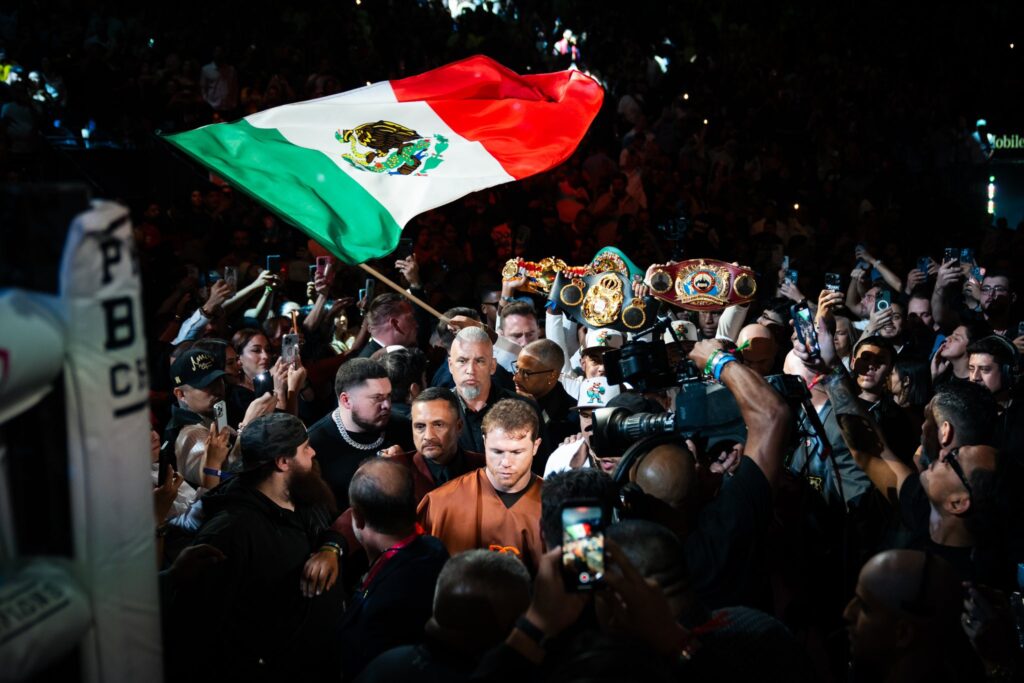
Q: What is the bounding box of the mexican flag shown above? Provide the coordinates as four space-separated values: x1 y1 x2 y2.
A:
164 56 604 264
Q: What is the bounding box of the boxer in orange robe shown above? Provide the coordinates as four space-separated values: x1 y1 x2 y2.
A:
418 398 544 572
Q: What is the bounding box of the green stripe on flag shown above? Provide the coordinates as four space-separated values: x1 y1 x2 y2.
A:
164 120 401 264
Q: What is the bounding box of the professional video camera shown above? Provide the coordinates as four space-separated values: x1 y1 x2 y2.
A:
597 315 833 478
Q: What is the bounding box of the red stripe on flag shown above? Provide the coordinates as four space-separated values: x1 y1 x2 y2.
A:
390 56 604 180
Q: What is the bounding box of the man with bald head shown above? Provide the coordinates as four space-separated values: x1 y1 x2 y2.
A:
513 339 577 443
845 549 981 682
736 323 779 376
621 339 791 608
337 458 449 680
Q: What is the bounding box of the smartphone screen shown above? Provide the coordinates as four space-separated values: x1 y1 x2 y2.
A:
308 265 317 282
1018 321 1024 338
781 255 790 270
785 269 798 285
561 502 606 591
364 278 376 304
281 333 300 363
917 257 930 275
316 255 331 279
253 372 274 397
971 266 983 282
213 400 229 430
224 266 238 289
960 248 975 264
791 302 820 358
875 290 892 312
266 254 281 274
825 273 841 292
943 247 958 263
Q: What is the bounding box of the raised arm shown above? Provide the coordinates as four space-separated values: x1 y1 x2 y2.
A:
688 339 791 488
856 245 903 293
796 304 913 500
931 259 965 330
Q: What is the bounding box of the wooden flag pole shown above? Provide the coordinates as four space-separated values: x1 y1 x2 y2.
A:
357 262 450 322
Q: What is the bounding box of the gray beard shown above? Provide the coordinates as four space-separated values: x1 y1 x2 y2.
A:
461 385 482 401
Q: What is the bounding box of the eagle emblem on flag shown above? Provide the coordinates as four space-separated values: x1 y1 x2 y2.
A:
336 120 448 175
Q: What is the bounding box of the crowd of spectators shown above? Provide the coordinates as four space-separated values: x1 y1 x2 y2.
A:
5 1 1024 681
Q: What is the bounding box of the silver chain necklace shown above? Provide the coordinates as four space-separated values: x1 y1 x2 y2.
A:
332 409 385 450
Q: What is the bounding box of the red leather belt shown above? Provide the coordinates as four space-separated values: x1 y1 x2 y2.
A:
645 259 758 311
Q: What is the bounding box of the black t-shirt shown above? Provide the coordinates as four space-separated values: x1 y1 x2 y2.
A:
897 472 976 581
495 477 535 509
684 456 774 610
307 412 413 510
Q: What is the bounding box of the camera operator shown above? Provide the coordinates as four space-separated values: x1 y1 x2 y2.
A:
628 338 792 609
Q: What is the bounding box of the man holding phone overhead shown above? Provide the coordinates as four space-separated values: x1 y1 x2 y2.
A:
162 348 276 487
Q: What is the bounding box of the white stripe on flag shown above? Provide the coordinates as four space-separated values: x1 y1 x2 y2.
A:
246 82 515 228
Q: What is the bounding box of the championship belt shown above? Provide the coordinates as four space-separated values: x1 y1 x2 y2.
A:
645 259 758 311
501 257 581 295
549 271 655 333
589 246 644 280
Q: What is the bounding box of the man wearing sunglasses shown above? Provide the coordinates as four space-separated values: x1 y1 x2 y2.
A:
512 340 577 444
797 304 1002 584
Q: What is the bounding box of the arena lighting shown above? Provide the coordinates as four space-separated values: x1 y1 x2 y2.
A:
683 92 689 100
988 176 996 215
703 118 708 125
793 203 800 210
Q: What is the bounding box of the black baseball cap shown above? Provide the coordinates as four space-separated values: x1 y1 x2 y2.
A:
240 413 308 471
171 349 227 388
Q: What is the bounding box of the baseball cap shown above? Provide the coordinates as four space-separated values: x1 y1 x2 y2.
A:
852 334 896 359
662 320 698 345
171 349 227 388
572 376 621 410
606 392 664 414
582 328 625 354
240 413 309 471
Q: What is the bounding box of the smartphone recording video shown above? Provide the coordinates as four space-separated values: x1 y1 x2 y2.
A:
825 273 841 292
213 400 228 430
316 255 332 279
561 501 606 591
791 302 820 358
875 290 892 312
281 333 300 364
266 254 282 275
253 372 274 397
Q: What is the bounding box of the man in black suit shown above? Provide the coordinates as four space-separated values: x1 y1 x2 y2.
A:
357 293 419 358
336 458 449 680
